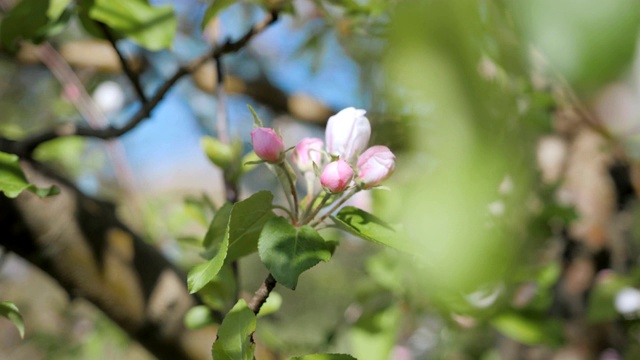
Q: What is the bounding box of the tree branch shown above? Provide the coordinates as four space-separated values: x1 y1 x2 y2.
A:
14 10 279 157
248 273 277 315
98 22 148 104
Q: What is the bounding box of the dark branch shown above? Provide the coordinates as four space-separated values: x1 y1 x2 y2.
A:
98 22 148 105
248 273 277 315
14 10 279 157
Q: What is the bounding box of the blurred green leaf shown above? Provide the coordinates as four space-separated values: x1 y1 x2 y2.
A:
331 206 407 251
350 304 400 360
0 151 59 198
290 354 357 360
197 265 237 311
184 305 216 330
89 0 176 50
0 0 57 51
212 299 256 360
201 0 236 30
258 216 332 290
587 274 628 323
0 302 24 338
491 311 563 347
225 191 275 262
48 0 72 20
510 0 640 91
257 291 282 318
201 136 235 170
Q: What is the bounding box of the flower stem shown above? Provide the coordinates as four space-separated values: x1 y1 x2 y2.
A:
301 192 331 225
279 162 299 223
310 187 359 227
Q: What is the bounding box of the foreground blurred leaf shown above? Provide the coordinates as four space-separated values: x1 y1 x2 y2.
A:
201 0 236 29
491 311 563 347
258 216 332 289
212 299 256 360
0 152 59 198
89 0 176 50
331 206 406 251
0 302 24 338
0 0 70 51
290 354 357 360
48 0 72 20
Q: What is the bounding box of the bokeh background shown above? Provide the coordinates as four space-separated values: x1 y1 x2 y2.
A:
2 0 640 359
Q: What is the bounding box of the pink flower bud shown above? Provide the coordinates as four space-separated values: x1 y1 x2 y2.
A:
325 107 371 164
250 127 285 163
292 137 324 172
321 159 354 193
356 146 395 188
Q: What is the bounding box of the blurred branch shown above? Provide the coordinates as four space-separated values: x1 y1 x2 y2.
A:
0 161 222 360
12 10 280 157
98 22 148 104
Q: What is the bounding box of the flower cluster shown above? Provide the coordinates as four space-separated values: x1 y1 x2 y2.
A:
250 107 395 225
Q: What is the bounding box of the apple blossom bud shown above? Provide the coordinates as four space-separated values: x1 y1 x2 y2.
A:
321 159 353 193
325 107 371 164
292 137 324 172
356 145 395 188
250 127 285 163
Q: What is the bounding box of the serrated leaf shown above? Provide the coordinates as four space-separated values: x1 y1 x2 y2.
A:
225 191 276 262
0 152 59 198
188 205 232 293
331 206 407 251
89 0 176 51
258 216 332 290
201 0 237 30
290 354 357 360
212 299 256 360
0 302 24 338
491 311 564 347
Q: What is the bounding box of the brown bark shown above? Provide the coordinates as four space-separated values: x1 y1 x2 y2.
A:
0 164 217 360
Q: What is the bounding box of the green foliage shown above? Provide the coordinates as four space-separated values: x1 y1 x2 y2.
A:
257 291 282 318
212 299 257 360
290 354 357 360
188 191 275 293
350 304 400 360
331 206 406 251
0 151 59 198
88 0 177 50
201 0 237 29
0 301 24 338
184 305 216 330
225 191 275 261
491 311 564 347
587 274 628 323
0 0 71 51
258 216 333 290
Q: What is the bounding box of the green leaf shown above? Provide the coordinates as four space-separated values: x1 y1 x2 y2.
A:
201 136 235 170
587 274 628 323
188 205 232 293
212 299 256 360
331 206 407 251
225 191 276 262
48 0 72 20
0 302 24 338
257 291 282 318
1 0 49 51
201 0 237 30
491 311 563 347
247 105 263 128
258 216 333 290
350 304 400 360
184 305 215 330
89 0 176 51
0 152 59 198
290 354 357 360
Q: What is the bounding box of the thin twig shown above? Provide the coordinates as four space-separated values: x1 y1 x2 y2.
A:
281 163 300 223
15 10 280 156
248 273 277 315
310 187 359 227
98 22 148 104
